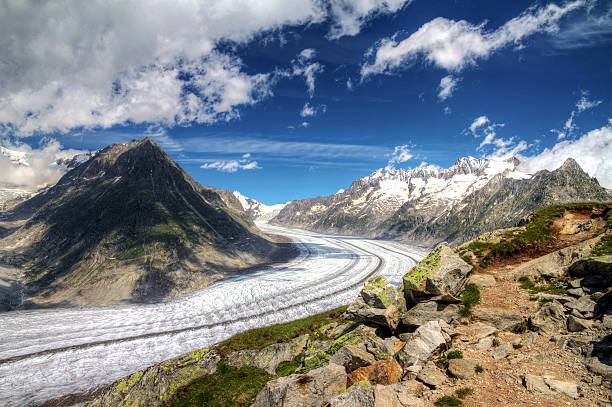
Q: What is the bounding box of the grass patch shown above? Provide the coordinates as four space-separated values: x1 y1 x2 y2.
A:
475 365 484 373
459 283 480 317
518 277 566 295
435 395 462 406
592 234 612 256
513 343 523 349
455 388 473 399
215 305 347 357
169 363 271 407
447 350 463 359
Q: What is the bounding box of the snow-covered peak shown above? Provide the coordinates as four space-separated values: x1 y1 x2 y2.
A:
233 191 287 222
0 147 29 166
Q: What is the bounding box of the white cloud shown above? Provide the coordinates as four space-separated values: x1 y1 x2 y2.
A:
2 1 411 136
469 116 490 133
444 106 452 115
200 157 261 173
327 0 413 39
438 75 459 100
300 102 327 117
346 78 354 91
0 139 87 189
386 144 413 170
298 48 317 61
518 120 612 188
361 1 584 78
300 121 311 127
576 93 602 112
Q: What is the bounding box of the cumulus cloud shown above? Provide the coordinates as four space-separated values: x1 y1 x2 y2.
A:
386 144 413 170
200 153 261 173
518 120 612 188
576 92 602 112
0 139 87 189
438 75 459 100
360 1 584 78
327 0 413 39
1 1 411 136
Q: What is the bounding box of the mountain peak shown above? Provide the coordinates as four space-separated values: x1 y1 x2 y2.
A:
559 157 581 172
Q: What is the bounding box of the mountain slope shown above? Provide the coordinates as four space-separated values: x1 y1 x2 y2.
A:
271 157 528 237
0 138 289 308
384 158 612 246
233 191 287 222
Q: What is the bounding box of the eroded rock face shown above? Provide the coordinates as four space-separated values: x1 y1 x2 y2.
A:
227 335 308 374
347 358 403 388
328 382 424 407
530 301 567 334
395 320 446 368
86 348 220 407
403 244 472 304
253 363 347 407
347 275 406 331
329 344 377 373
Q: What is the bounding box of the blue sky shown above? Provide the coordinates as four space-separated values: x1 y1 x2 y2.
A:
1 0 611 204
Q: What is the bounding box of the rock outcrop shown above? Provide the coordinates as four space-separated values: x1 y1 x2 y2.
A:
346 275 406 331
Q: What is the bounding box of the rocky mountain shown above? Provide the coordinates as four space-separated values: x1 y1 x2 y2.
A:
272 157 611 246
0 137 290 308
233 190 287 222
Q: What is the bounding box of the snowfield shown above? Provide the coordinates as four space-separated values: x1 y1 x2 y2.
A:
0 224 426 407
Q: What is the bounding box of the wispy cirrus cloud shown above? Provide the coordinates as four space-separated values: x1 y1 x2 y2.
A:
200 153 261 173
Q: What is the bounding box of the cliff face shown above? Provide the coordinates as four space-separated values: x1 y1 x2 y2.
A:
0 137 287 308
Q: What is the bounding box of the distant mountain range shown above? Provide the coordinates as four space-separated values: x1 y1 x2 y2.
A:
233 190 287 222
271 157 612 246
0 138 290 309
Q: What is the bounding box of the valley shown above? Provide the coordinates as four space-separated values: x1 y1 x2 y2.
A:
0 224 425 407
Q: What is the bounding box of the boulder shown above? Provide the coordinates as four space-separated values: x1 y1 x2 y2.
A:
227 335 308 374
491 342 512 359
416 362 447 388
447 359 478 379
403 244 472 304
347 358 403 388
469 274 496 288
566 315 592 332
347 275 406 330
472 308 523 331
565 296 596 314
301 324 389 373
566 288 584 297
395 320 446 369
454 322 498 342
329 344 376 373
87 348 220 407
328 383 425 407
400 301 460 328
568 255 612 281
476 336 494 350
253 363 346 407
530 301 567 334
523 374 578 399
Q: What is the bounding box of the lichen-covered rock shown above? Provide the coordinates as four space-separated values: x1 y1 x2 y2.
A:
329 344 376 373
300 324 389 373
346 275 406 330
86 348 220 407
568 254 612 279
227 334 308 374
472 307 523 331
403 244 471 304
395 320 446 368
400 301 460 328
347 357 403 388
253 363 346 407
530 301 567 334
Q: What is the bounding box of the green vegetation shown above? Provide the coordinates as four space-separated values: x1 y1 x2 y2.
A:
460 203 611 268
215 305 348 357
475 365 484 373
592 234 612 256
435 395 462 406
518 277 566 294
513 343 523 349
169 363 272 407
459 283 480 317
455 388 473 399
447 350 463 359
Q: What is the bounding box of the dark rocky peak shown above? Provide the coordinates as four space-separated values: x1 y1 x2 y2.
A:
558 157 582 173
